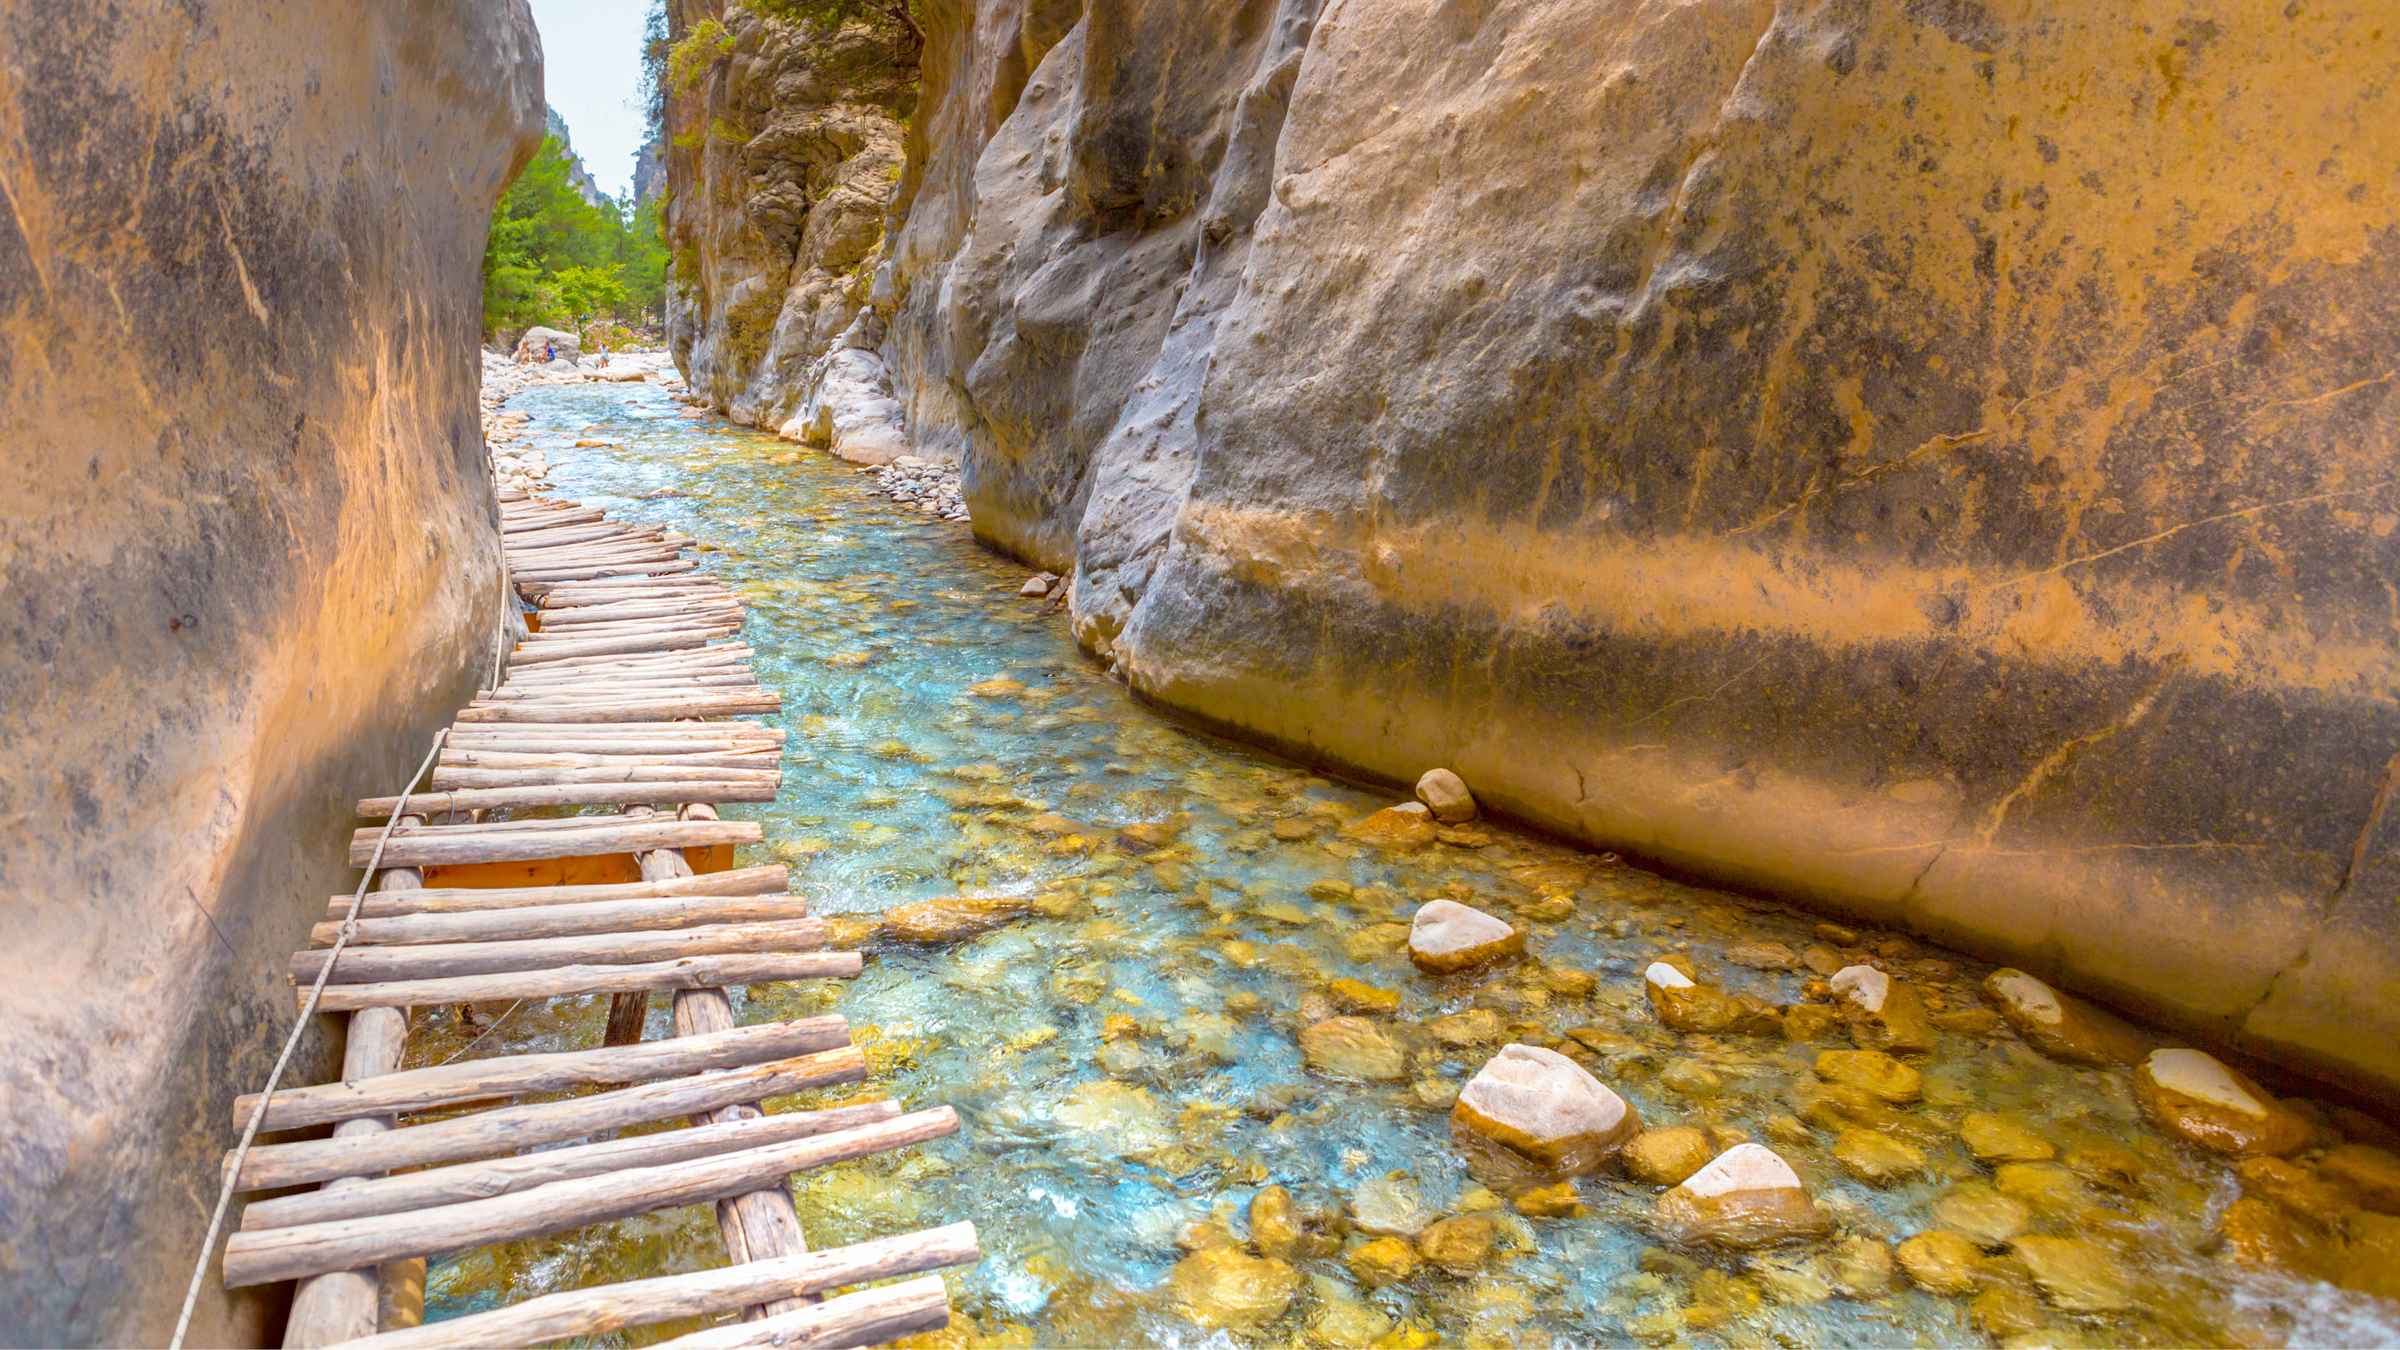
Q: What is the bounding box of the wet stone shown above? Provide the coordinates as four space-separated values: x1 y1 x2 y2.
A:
1454 1043 1641 1174
1409 900 1523 974
1932 1182 2031 1246
1345 1235 1420 1286
2321 1142 2400 1214
1813 1049 1922 1104
1416 1215 1499 1273
1960 1111 2055 1164
1350 1173 1433 1237
1656 1144 1828 1249
1830 1235 1896 1298
1895 1229 1984 1295
1300 1016 1409 1081
882 894 1029 943
2012 1235 2135 1312
2135 1048 2312 1156
1249 1184 1303 1259
1833 1128 1927 1186
1624 1126 1715 1186
1415 767 1478 823
1982 968 2148 1066
1345 802 1438 850
1167 1247 1301 1329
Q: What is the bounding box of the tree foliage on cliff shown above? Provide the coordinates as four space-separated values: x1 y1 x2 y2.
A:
481 136 669 338
756 0 925 58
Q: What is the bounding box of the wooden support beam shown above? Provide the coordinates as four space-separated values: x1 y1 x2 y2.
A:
306 950 861 1013
290 918 829 986
321 865 790 921
650 1276 952 1350
345 817 759 867
507 630 719 665
226 1046 869 1192
515 560 701 585
220 1107 957 1285
236 1016 848 1132
309 893 805 949
433 750 780 776
237 1100 900 1232
283 828 424 1346
332 1223 977 1350
356 780 776 817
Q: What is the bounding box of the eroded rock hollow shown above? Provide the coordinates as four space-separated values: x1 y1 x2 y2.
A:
672 0 2400 1100
0 2 543 1341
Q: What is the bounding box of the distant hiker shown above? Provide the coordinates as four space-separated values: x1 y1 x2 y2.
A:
544 339 556 363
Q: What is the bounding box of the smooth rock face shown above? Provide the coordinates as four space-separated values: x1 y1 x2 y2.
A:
1414 768 1477 823
1408 900 1523 974
1656 1144 1828 1248
866 0 2400 1100
1452 1043 1640 1174
0 3 542 1342
882 895 1030 943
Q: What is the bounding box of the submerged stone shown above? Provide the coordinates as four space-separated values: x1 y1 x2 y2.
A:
1895 1230 1984 1295
2321 1143 2400 1214
1656 1144 1828 1249
1624 1126 1714 1186
1416 1215 1498 1273
1960 1111 2055 1164
1300 1017 1408 1081
1167 1247 1300 1329
1833 1128 1926 1186
1813 1049 1922 1104
1346 1235 1420 1286
1932 1182 2030 1246
2011 1236 2135 1312
1514 1180 1586 1218
1645 963 1780 1035
1453 1043 1641 1174
1349 1173 1433 1236
2134 1048 2311 1156
882 895 1030 943
1409 900 1523 974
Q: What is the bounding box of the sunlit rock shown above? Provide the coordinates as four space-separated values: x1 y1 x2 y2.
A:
1300 1016 1408 1081
1513 1181 1585 1219
1453 1044 1641 1174
1414 768 1478 823
1408 900 1522 974
1249 1184 1303 1259
1345 1235 1420 1286
2134 1048 2311 1156
1345 801 1438 850
1644 962 1780 1035
1655 1144 1828 1248
2321 1143 2400 1214
1981 968 2148 1066
1830 1236 1897 1298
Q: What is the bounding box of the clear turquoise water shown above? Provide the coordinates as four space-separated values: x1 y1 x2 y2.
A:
410 377 2400 1348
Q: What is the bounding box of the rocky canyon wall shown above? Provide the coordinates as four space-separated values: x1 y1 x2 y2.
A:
0 2 542 1343
865 0 2400 1101
661 0 915 453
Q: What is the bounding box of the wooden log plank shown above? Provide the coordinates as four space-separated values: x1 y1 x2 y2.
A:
309 893 806 949
650 1276 952 1350
320 865 789 920
221 1107 958 1285
345 819 759 867
513 621 743 644
283 843 421 1347
538 600 745 626
331 1223 977 1350
237 1100 898 1233
429 766 780 791
475 676 763 697
454 695 780 724
537 582 732 606
497 647 754 676
509 632 728 666
236 1016 848 1132
357 781 775 817
290 919 829 986
307 951 862 1013
505 540 687 563
433 751 780 774
500 522 664 548
514 560 701 585
226 1047 870 1192
501 508 603 532
446 724 781 743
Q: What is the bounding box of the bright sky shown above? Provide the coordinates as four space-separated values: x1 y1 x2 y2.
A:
529 0 652 200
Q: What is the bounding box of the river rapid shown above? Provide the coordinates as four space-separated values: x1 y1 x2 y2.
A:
411 373 2400 1347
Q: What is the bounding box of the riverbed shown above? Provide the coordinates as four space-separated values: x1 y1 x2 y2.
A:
411 374 2400 1347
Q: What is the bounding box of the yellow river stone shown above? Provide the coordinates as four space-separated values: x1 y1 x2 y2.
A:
1167 1247 1300 1329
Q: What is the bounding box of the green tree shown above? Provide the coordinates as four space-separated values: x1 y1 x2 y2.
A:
481 136 664 337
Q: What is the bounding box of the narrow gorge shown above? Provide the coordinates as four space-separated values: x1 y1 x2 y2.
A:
660 0 2400 1103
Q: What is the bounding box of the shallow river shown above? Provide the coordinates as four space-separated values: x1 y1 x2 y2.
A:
414 376 2400 1346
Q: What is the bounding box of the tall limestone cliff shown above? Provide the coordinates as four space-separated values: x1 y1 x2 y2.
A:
0 2 543 1342
660 1 914 439
684 0 2400 1101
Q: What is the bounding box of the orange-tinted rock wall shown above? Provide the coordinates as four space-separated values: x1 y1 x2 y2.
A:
0 2 542 1341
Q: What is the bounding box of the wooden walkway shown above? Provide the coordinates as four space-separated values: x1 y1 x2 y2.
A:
218 491 975 1348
